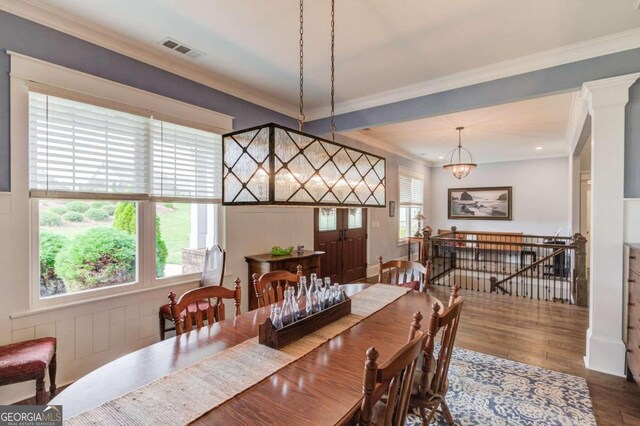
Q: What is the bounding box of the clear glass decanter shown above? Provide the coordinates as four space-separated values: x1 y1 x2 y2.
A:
272 306 284 330
309 275 321 313
281 292 294 326
298 276 310 318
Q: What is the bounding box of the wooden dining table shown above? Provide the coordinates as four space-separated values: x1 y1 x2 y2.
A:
52 284 443 425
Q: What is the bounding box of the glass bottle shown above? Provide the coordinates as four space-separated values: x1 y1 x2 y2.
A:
272 306 284 330
298 276 312 318
333 284 343 303
290 287 301 321
323 277 333 307
281 292 294 326
270 303 277 322
309 275 321 313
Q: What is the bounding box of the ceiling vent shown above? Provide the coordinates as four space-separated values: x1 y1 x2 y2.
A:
159 37 204 59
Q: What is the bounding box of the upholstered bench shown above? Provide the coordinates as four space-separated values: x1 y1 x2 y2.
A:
0 337 57 404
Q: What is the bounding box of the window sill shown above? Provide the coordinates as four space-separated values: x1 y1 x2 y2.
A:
13 275 201 319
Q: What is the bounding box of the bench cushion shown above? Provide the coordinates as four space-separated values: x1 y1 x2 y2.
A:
0 337 56 381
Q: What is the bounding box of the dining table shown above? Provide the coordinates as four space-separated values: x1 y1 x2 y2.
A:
52 283 443 425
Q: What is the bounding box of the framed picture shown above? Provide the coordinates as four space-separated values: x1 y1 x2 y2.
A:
448 186 512 220
388 201 396 217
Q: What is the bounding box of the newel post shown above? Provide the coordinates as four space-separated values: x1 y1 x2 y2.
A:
573 233 588 307
450 226 458 269
423 226 432 264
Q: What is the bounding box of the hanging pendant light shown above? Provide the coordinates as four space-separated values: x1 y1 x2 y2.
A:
443 127 477 179
222 0 386 207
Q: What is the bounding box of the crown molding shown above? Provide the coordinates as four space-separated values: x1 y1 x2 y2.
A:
306 27 640 120
341 131 433 167
0 0 300 118
4 0 640 123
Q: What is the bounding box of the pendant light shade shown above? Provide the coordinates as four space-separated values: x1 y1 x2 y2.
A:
222 0 386 207
223 123 386 206
443 127 477 180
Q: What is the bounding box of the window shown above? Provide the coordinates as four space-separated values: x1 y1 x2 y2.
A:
398 171 424 240
348 208 363 229
30 90 222 299
318 208 337 231
156 203 217 278
38 199 138 297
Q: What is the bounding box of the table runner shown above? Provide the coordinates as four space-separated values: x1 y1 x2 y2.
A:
66 284 411 426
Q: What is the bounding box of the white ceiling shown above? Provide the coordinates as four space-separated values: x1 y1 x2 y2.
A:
18 0 640 118
343 92 576 164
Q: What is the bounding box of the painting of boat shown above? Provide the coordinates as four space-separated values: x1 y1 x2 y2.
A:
448 186 512 220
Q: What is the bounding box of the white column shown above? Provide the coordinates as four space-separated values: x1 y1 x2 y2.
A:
190 204 209 248
582 73 639 376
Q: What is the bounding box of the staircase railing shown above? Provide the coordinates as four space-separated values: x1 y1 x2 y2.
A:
426 227 588 306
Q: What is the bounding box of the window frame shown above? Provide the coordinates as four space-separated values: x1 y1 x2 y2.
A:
397 168 425 244
11 52 231 310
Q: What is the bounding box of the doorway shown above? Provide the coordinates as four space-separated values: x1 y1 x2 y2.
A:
314 208 367 283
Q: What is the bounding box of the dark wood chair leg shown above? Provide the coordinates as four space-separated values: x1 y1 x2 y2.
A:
159 312 166 341
48 354 57 398
441 399 454 425
35 375 46 405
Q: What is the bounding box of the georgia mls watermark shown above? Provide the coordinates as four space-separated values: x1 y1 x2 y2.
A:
0 405 62 426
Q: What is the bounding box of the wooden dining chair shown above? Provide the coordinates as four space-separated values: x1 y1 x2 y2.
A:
410 286 464 425
252 265 302 308
159 246 226 340
168 278 241 336
357 311 426 426
0 337 56 404
377 256 430 292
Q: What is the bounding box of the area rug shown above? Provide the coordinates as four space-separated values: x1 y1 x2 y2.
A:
406 347 596 426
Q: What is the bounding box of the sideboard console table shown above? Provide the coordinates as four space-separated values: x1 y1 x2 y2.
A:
245 250 324 310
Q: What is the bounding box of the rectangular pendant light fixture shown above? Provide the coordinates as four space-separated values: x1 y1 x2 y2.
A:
222 123 386 207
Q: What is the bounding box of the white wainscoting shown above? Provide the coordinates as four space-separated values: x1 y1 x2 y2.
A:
1 278 196 405
224 205 315 312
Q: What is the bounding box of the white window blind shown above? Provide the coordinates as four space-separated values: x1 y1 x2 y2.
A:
29 92 149 199
399 173 423 206
29 91 223 202
151 120 222 202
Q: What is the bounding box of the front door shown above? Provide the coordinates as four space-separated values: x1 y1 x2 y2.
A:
314 208 367 283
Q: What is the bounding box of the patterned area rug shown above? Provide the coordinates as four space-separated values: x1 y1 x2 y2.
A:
406 347 596 426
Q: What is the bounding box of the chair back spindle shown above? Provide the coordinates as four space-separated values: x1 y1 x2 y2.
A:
253 266 302 308
168 278 241 336
378 256 428 292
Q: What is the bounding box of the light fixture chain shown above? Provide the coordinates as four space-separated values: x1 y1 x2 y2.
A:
298 0 305 131
330 0 336 141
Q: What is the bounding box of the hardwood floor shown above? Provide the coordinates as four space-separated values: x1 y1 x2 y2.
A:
424 284 640 425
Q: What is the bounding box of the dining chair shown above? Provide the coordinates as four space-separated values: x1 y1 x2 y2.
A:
158 246 226 340
0 337 56 404
252 265 302 308
357 311 426 426
167 278 241 336
377 256 430 292
410 286 464 425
